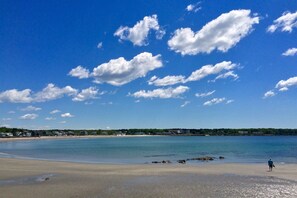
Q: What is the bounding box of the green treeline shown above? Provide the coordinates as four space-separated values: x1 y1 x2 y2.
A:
1 127 297 137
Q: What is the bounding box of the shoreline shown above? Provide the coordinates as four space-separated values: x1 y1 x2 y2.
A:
0 158 296 197
0 135 155 142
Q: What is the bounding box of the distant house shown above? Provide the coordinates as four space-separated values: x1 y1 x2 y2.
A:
116 132 126 136
22 132 32 137
67 131 75 136
238 131 249 135
0 133 13 137
80 131 88 136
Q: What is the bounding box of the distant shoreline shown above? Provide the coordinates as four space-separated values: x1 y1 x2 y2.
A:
0 135 156 142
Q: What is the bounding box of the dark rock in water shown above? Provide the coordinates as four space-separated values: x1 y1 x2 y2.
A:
152 160 171 164
188 156 215 161
219 156 225 160
177 160 186 164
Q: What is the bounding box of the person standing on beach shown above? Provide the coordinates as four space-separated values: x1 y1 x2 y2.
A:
268 159 274 171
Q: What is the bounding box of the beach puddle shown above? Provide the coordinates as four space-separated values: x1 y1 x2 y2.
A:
0 174 55 186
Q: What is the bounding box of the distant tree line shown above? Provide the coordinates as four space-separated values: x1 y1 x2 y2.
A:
1 127 297 138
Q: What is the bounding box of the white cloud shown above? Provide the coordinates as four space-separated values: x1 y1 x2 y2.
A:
148 75 186 86
226 99 234 104
97 42 103 49
61 113 74 118
263 90 276 99
282 48 297 56
131 86 189 99
0 84 81 103
279 87 289 92
8 111 15 114
114 14 165 46
275 76 297 91
21 105 42 111
186 61 237 82
168 9 259 55
203 98 226 106
2 118 12 121
45 117 56 121
92 52 162 86
34 84 78 102
210 71 239 82
186 3 201 13
181 101 190 108
20 113 38 120
195 90 216 98
59 121 66 124
50 109 60 114
72 87 100 102
68 66 90 79
0 89 32 103
267 11 297 33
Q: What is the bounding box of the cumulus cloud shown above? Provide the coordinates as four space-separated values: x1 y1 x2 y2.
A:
45 117 56 121
263 90 276 99
61 113 74 118
195 90 216 98
50 109 61 114
68 66 90 79
267 11 297 33
131 86 189 99
21 105 42 111
20 113 38 120
210 71 239 82
2 118 12 121
275 76 297 91
114 15 165 46
0 84 79 103
282 48 297 56
181 101 190 107
186 61 237 82
147 61 238 87
168 9 259 55
72 87 100 102
0 84 105 103
0 89 32 103
91 52 162 86
148 75 186 86
203 98 226 106
34 84 77 102
186 3 201 13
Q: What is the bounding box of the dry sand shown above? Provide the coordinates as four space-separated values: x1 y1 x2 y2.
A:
0 158 296 198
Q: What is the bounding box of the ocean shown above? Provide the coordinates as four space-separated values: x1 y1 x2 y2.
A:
0 136 296 164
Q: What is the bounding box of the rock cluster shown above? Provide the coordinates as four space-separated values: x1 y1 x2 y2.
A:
152 160 172 164
152 156 225 164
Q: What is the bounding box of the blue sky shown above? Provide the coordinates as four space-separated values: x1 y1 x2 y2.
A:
1 0 297 129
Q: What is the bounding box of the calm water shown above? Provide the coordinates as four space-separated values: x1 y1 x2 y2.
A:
0 136 296 164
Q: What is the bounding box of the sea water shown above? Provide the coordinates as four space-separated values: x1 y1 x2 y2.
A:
0 136 296 164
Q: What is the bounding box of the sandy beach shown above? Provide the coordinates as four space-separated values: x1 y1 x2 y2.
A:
0 158 296 198
0 135 155 142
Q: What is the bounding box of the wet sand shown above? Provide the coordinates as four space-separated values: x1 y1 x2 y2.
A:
0 158 296 198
